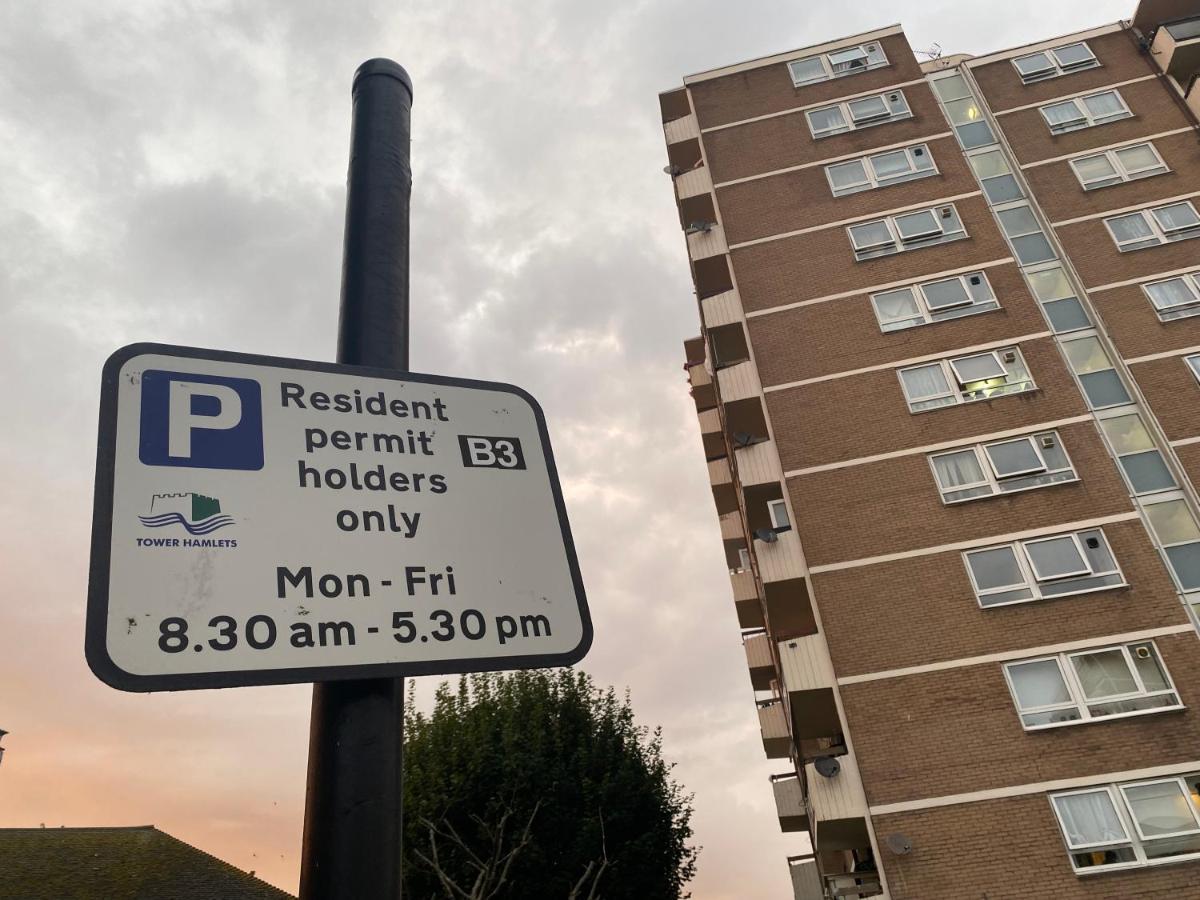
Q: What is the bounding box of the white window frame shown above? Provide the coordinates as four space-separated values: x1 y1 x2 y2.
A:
1040 90 1132 135
871 271 999 332
1069 142 1169 190
1143 494 1200 593
1105 202 1200 252
806 90 912 139
825 144 937 197
1188 354 1200 382
929 430 1076 504
766 498 791 532
1012 42 1100 83
788 41 889 87
995 201 1056 265
1003 640 1180 731
1144 272 1200 322
849 203 967 261
1119 778 1200 842
962 528 1124 607
1050 776 1200 874
898 346 1034 412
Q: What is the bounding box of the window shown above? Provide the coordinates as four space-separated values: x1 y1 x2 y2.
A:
1028 265 1091 332
1098 414 1176 495
807 90 911 138
1106 202 1200 251
1070 143 1168 190
930 431 1075 503
1144 272 1200 321
1005 641 1178 729
1013 42 1100 82
788 42 888 86
969 150 1023 203
767 499 791 532
1040 90 1131 134
1062 335 1131 409
965 528 1123 607
1189 354 1200 382
1145 498 1200 591
825 144 936 196
1052 774 1200 873
997 203 1056 264
871 271 998 331
848 204 966 261
932 75 994 149
898 346 1033 412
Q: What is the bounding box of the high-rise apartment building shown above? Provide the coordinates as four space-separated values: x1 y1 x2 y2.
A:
660 2 1200 896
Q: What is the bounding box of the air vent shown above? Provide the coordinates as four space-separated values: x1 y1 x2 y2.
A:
1002 350 1016 363
1136 645 1152 659
1086 536 1101 550
914 147 925 156
969 274 982 285
1041 435 1056 449
940 206 953 218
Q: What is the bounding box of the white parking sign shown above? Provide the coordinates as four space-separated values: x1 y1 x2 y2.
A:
87 344 592 691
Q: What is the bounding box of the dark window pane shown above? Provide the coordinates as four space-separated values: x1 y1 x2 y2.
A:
1080 370 1131 408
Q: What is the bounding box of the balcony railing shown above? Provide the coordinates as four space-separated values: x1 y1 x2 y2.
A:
675 164 713 200
1152 14 1200 81
716 359 761 404
788 858 823 900
663 113 699 144
758 699 791 759
701 289 743 328
825 872 882 898
743 631 775 690
772 774 809 832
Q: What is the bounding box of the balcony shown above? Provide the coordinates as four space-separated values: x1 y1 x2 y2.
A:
686 221 728 259
701 289 742 329
1150 14 1200 82
743 630 775 690
765 577 818 643
788 858 823 900
716 359 761 404
758 698 791 759
708 456 738 515
806 750 871 855
729 569 763 629
693 253 733 300
778 634 841 745
659 87 690 124
1189 77 1200 120
663 113 699 144
735 438 784 488
719 510 745 542
675 164 713 201
756 527 806 585
824 872 882 899
772 774 809 833
688 361 717 413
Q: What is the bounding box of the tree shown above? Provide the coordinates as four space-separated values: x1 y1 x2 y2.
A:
402 669 698 899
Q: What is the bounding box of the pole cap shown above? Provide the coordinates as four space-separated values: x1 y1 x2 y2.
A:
352 59 413 102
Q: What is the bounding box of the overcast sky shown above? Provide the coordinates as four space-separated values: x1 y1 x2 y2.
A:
0 1 1131 896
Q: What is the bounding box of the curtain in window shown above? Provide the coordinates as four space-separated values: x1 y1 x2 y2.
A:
1146 279 1195 310
900 364 949 400
1043 101 1083 128
874 289 920 322
1008 659 1071 708
1154 203 1200 232
1123 781 1198 837
1108 214 1153 243
1072 650 1137 700
1055 791 1129 846
1083 92 1125 119
932 450 984 489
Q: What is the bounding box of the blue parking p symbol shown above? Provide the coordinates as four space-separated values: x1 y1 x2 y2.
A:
139 370 264 470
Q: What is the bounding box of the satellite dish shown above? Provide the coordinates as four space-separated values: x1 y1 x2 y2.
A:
813 756 840 778
754 528 779 544
886 833 913 855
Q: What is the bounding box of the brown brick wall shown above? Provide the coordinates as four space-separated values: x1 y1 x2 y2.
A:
789 420 1131 566
765 337 1084 471
971 29 1155 114
1056 219 1200 291
1023 130 1200 226
1175 443 1200 494
875 793 1200 899
702 82 947 184
842 631 1200 806
1129 354 1200 441
732 194 1005 315
992 77 1192 167
746 263 1040 386
688 32 924 130
1090 281 1200 361
812 518 1185 676
717 135 973 245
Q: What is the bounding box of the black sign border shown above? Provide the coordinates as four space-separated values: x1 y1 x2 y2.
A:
88 342 593 692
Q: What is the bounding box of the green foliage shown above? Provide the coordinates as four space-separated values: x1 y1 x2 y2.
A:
403 669 697 899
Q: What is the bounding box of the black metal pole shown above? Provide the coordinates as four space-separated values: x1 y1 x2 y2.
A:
299 58 413 900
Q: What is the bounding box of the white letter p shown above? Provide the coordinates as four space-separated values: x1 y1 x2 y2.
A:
168 381 243 458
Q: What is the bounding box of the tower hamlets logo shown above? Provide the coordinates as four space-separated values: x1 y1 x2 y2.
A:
139 492 234 535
